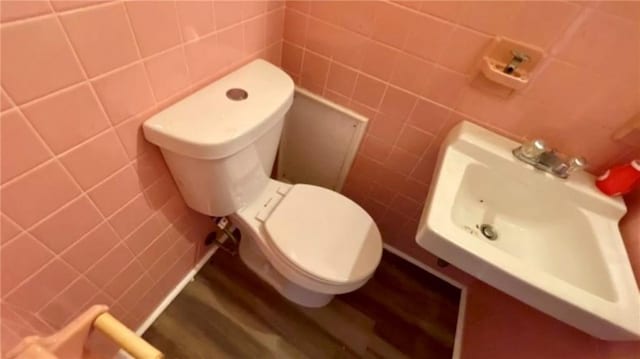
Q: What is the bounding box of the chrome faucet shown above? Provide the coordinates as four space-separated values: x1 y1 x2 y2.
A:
513 139 587 179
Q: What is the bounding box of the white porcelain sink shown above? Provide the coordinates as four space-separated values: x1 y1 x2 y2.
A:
416 121 640 340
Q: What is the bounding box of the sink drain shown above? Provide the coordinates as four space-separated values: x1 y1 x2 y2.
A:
479 224 498 240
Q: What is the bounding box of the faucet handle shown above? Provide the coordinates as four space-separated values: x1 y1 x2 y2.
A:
520 139 547 159
567 156 587 174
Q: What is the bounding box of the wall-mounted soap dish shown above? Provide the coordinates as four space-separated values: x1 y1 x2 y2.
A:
479 37 544 91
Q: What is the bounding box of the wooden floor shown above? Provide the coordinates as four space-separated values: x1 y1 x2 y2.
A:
143 248 461 359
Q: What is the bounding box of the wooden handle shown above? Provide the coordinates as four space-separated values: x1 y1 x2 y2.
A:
93 313 164 359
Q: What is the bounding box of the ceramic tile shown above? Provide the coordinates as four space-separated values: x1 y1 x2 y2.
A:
0 0 51 23
109 194 155 238
61 2 139 77
38 277 96 328
352 74 386 109
61 222 119 272
0 17 83 104
22 84 110 153
0 233 53 295
144 47 190 102
125 1 181 57
176 0 215 42
0 110 51 183
59 130 129 190
92 63 156 124
30 196 102 254
1 161 80 228
4 259 76 313
85 244 134 288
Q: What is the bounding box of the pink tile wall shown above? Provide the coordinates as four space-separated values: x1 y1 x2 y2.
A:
282 1 640 358
0 0 284 355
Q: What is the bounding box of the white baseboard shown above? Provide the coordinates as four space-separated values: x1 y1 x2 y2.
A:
382 244 468 359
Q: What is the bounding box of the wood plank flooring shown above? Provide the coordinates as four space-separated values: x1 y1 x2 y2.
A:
143 248 461 359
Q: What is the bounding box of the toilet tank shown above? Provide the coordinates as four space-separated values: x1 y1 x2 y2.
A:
143 60 295 216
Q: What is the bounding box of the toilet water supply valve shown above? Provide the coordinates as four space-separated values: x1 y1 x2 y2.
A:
204 216 241 255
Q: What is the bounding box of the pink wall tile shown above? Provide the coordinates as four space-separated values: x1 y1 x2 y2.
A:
507 1 580 50
1 214 22 245
109 194 155 238
22 84 110 153
85 244 134 288
1 161 80 228
379 87 417 120
352 74 386 109
283 8 307 45
244 15 267 55
396 125 434 156
38 277 97 328
92 63 156 124
125 1 181 57
0 17 84 104
124 214 166 256
30 196 102 254
176 0 215 42
438 26 492 74
5 259 77 313
403 12 454 63
0 0 51 23
144 176 178 209
60 222 119 272
361 135 392 161
1 110 51 183
214 0 244 29
300 51 330 88
50 1 109 12
60 2 139 77
389 52 434 95
115 109 156 159
1 233 53 295
407 98 451 135
59 130 129 190
138 225 179 268
103 261 145 300
371 2 411 49
1 88 13 111
384 147 420 176
144 47 191 102
369 113 405 145
281 42 303 74
117 275 154 310
88 165 141 217
360 40 399 81
184 33 222 84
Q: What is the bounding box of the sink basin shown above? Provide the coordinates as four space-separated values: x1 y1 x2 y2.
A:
416 121 640 340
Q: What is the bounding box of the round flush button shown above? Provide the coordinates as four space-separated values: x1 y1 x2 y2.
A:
226 88 248 101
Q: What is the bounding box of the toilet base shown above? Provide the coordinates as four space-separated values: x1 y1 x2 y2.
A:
238 236 333 308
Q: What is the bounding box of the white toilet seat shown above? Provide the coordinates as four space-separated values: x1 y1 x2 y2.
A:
231 180 383 296
264 184 383 285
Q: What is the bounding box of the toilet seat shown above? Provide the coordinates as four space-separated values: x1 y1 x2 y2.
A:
264 184 383 285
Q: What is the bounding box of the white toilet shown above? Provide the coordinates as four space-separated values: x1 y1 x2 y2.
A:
143 59 383 307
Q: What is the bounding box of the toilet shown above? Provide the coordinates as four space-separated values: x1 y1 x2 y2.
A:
143 59 383 307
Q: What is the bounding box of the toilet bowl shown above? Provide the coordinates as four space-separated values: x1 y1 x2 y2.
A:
143 59 383 307
231 180 382 307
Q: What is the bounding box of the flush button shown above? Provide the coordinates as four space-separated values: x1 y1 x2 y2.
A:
226 88 248 101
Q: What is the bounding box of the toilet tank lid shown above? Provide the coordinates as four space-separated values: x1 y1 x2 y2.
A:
143 59 294 159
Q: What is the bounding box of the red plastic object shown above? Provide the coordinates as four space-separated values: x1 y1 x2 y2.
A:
596 160 640 196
